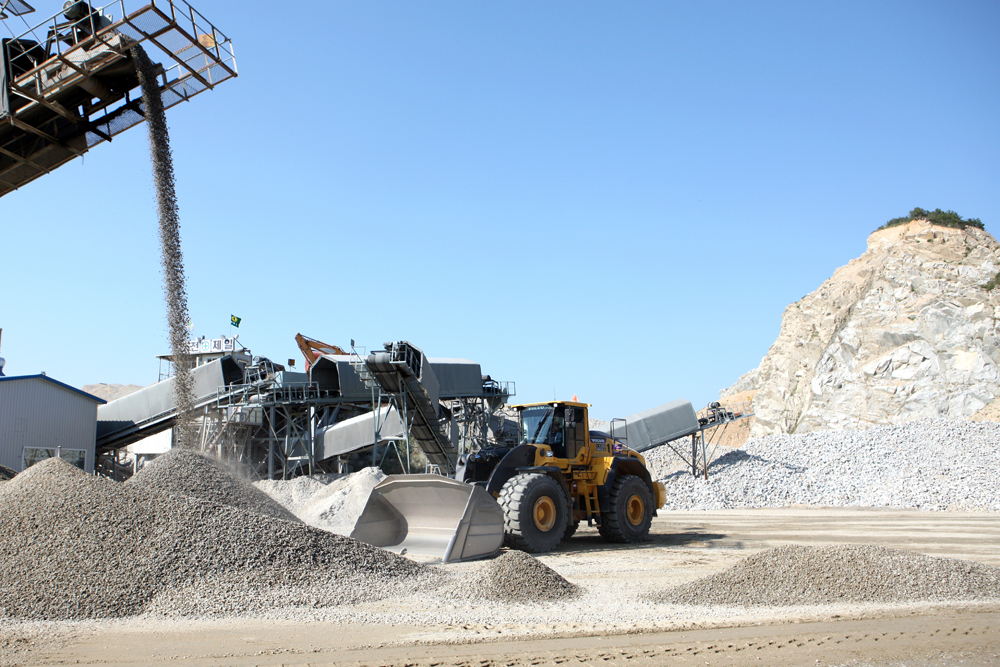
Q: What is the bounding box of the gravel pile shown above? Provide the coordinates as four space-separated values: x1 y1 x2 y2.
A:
658 545 1000 607
647 418 1000 511
0 456 429 620
127 449 297 523
453 550 579 603
254 467 385 534
0 466 15 481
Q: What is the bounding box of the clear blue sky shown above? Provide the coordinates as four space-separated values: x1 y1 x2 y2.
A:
2 0 998 420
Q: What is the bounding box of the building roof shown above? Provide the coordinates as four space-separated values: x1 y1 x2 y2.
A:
0 374 107 404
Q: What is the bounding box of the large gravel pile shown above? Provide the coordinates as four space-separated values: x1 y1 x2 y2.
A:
647 418 1000 511
254 467 385 534
658 545 1000 607
0 457 428 620
451 550 579 603
127 449 298 523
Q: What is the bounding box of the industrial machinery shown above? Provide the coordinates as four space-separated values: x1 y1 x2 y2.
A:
458 400 667 552
0 0 236 197
353 400 672 557
351 396 753 559
294 333 348 371
349 474 505 563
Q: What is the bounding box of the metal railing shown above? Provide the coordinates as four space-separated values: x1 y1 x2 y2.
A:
483 379 515 399
1 0 237 195
5 0 235 97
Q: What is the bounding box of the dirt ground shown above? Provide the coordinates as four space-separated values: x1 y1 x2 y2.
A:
5 508 999 667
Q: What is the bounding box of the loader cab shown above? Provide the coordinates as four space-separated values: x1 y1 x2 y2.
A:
517 401 589 463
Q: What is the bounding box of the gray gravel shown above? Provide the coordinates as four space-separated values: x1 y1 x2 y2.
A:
127 449 298 523
132 45 196 448
447 550 579 603
647 418 1000 511
0 457 429 621
657 544 1000 607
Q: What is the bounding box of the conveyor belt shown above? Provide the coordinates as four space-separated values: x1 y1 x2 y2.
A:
95 356 243 450
613 399 702 452
365 341 456 470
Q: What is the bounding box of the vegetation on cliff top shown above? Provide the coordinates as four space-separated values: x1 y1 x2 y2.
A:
879 208 984 231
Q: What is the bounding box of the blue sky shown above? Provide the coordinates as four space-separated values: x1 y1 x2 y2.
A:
2 0 998 420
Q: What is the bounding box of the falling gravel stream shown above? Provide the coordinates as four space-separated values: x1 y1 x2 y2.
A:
132 45 195 447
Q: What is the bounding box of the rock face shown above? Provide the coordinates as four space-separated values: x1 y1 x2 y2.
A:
726 220 1000 435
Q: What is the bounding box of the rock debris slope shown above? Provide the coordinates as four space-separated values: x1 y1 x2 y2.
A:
0 457 427 621
726 220 1000 436
658 545 1000 607
127 449 298 523
651 418 1000 511
452 550 579 603
81 383 144 402
253 466 385 534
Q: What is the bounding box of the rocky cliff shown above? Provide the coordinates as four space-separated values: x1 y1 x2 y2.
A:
725 220 1000 435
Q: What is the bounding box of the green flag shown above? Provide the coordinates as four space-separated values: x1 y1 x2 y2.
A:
231 315 241 328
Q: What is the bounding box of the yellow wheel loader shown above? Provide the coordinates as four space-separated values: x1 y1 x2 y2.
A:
457 400 667 552
351 400 667 558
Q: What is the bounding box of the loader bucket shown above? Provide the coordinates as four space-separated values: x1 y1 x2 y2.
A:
350 474 504 563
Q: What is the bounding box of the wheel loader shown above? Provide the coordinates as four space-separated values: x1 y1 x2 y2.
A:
456 400 667 552
351 400 667 558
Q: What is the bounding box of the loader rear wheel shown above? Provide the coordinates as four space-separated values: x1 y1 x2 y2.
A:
598 474 652 543
499 473 568 553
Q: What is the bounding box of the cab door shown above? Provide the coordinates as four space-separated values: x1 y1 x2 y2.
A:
563 406 588 463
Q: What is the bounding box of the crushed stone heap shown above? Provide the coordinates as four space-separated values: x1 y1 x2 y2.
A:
726 220 1000 436
658 545 1000 607
253 466 386 534
454 550 579 603
653 418 1000 511
0 456 428 621
127 449 298 523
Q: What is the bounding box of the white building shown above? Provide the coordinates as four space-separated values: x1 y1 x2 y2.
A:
0 374 105 473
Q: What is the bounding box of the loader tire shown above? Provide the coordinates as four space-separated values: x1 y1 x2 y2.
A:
499 473 567 553
598 474 652 543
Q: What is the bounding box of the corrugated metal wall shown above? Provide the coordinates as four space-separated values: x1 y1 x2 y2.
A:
0 378 98 473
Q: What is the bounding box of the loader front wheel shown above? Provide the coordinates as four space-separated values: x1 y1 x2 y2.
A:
499 473 568 553
599 474 652 543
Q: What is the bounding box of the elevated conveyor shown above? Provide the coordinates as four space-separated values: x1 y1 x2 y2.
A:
610 398 754 478
365 341 457 470
614 399 702 453
314 406 404 461
96 355 243 450
1 0 236 198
